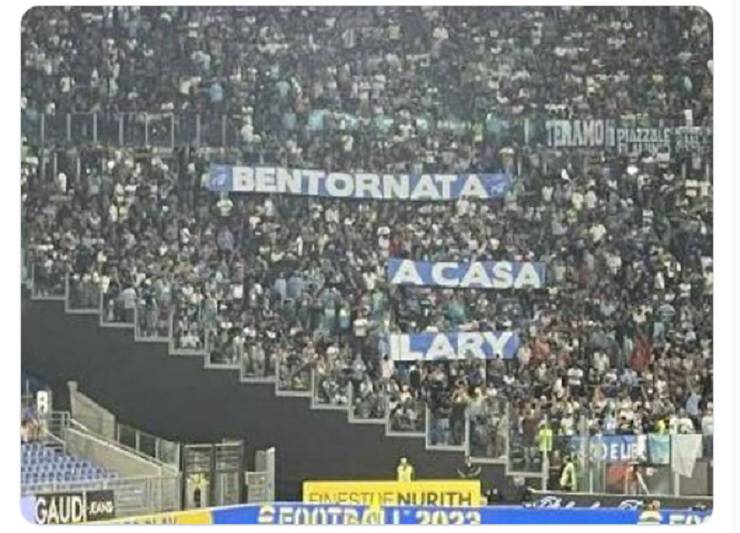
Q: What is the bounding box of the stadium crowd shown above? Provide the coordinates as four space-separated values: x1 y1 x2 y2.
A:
22 6 713 467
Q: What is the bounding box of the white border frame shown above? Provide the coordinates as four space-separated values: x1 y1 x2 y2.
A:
6 2 736 533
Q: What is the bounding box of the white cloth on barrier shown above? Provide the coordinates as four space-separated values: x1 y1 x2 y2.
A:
670 434 703 478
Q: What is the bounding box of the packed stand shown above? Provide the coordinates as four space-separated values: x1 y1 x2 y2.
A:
22 6 713 458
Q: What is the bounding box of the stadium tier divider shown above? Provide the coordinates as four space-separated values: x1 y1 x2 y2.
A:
98 290 135 329
500 403 547 486
21 247 30 289
274 363 312 398
168 311 207 357
203 331 241 371
424 406 467 453
239 358 277 385
50 272 487 465
30 263 66 302
384 402 426 440
133 303 170 344
346 382 387 426
309 371 349 411
64 274 100 315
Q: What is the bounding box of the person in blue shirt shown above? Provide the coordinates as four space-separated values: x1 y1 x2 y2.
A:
209 81 224 104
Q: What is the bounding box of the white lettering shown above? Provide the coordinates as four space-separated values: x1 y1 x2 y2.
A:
426 334 456 359
410 175 440 200
390 260 423 286
546 121 557 147
553 122 563 147
255 167 277 192
460 262 492 288
483 332 512 357
382 174 410 199
491 262 514 289
431 262 459 287
276 167 302 194
435 174 457 199
593 120 604 145
458 175 488 199
457 333 486 359
514 263 543 288
573 120 585 146
325 173 354 197
233 166 255 191
562 121 573 146
393 334 425 361
355 173 382 199
303 170 325 196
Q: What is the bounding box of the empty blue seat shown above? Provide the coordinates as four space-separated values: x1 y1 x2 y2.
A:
21 443 111 487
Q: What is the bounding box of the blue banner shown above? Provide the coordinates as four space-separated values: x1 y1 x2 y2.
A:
648 434 671 465
389 332 520 361
206 165 513 201
209 503 710 525
387 258 546 289
569 435 648 463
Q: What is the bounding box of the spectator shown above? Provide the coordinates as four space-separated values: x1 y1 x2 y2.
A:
21 6 712 469
559 455 577 492
396 457 414 482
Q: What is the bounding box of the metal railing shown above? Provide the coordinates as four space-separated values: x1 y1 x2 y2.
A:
22 111 512 151
22 410 182 517
23 110 713 152
66 418 177 475
115 423 181 472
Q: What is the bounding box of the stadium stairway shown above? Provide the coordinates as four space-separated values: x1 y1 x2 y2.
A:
22 274 537 499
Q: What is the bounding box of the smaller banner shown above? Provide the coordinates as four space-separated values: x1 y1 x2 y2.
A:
302 480 481 507
32 490 115 524
670 434 703 477
388 332 520 360
647 434 671 465
531 491 712 511
387 259 546 289
206 165 512 201
569 435 647 463
543 119 711 158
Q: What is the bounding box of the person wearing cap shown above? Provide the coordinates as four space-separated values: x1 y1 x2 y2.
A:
396 457 414 482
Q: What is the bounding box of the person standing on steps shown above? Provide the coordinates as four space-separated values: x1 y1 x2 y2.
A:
457 455 482 479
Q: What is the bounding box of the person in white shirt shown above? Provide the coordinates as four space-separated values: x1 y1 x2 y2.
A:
584 188 598 210
552 377 566 400
541 184 554 203
571 190 584 211
216 192 233 217
593 351 610 375
380 355 394 383
559 413 575 436
517 344 531 368
566 366 584 396
589 223 607 243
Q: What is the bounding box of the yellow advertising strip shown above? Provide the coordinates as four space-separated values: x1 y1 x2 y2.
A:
101 509 213 525
303 480 481 507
